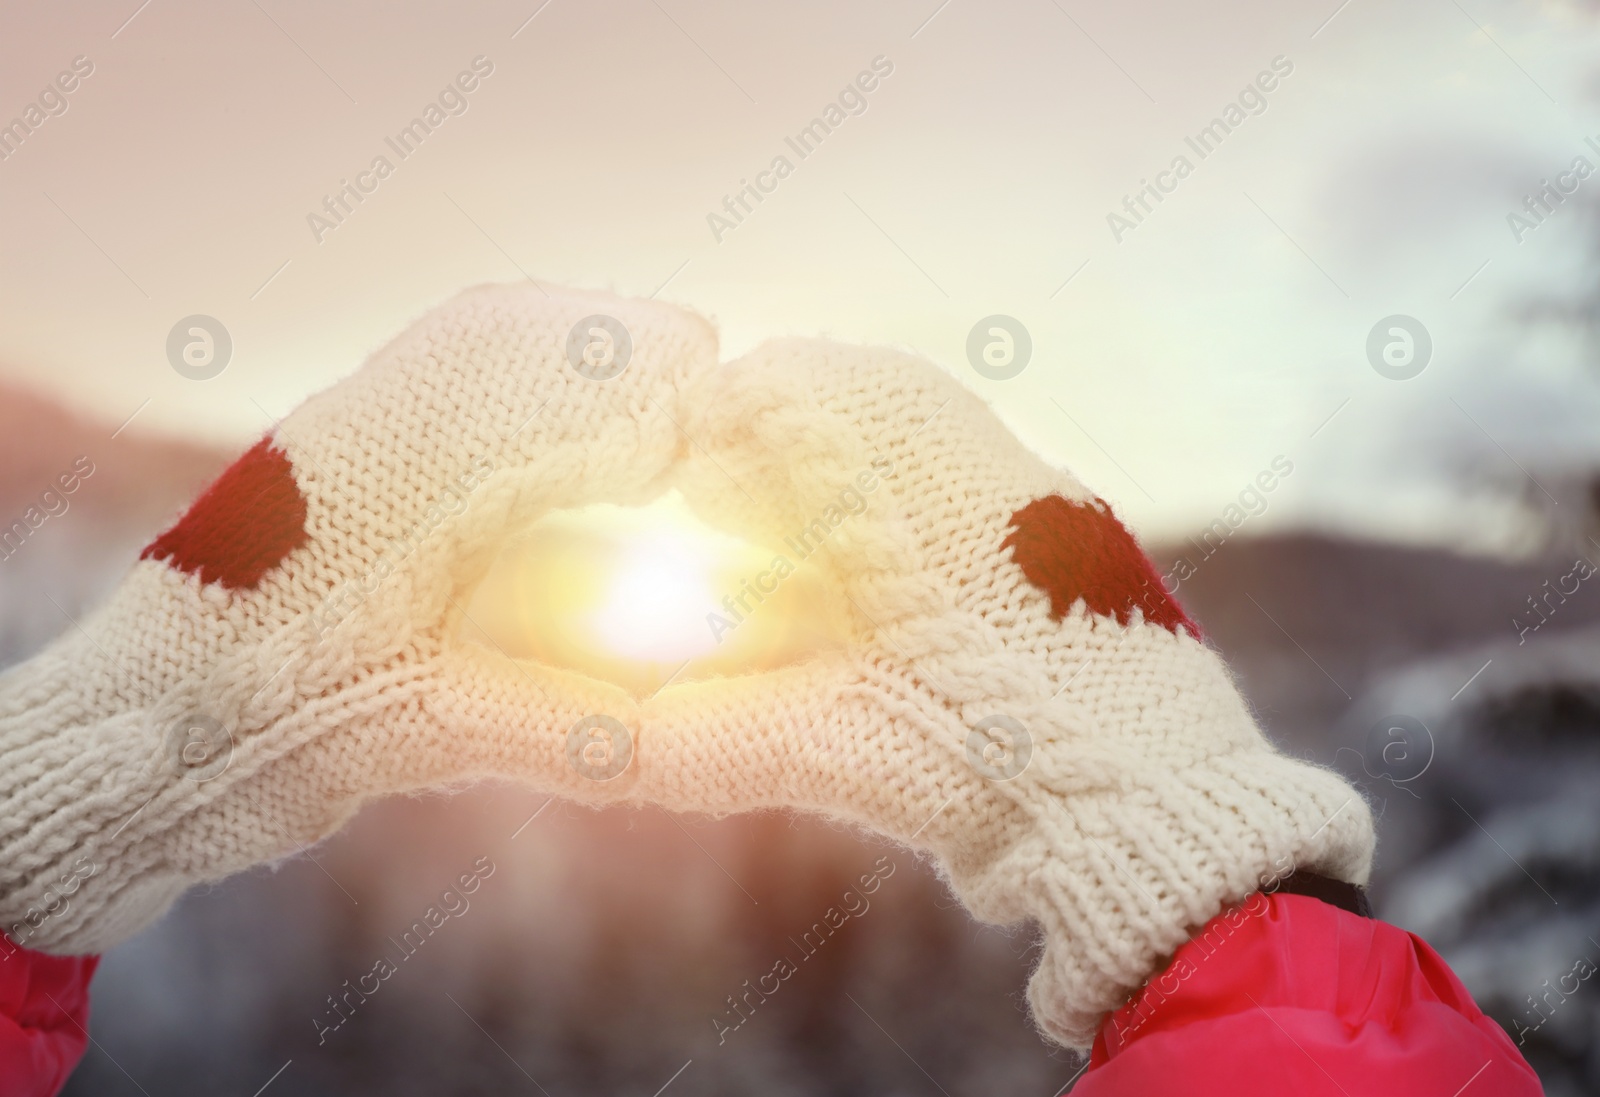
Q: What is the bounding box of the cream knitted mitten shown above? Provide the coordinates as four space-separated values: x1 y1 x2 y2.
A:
0 283 718 954
655 338 1375 1047
0 288 1372 1051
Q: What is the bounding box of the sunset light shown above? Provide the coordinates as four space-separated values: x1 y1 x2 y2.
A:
461 492 841 693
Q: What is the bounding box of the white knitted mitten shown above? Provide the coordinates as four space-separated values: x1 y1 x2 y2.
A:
655 339 1375 1048
0 283 718 954
1 289 1372 1051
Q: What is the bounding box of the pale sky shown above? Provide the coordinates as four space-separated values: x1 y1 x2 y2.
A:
2 0 1599 549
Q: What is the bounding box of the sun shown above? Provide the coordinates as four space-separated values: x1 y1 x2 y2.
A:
460 491 841 693
588 517 731 664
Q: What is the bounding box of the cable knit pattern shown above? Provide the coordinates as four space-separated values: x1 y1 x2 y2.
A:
0 283 719 956
0 285 1373 1052
662 338 1374 1046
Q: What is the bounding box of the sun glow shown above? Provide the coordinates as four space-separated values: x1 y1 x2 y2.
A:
461 492 841 693
590 526 727 664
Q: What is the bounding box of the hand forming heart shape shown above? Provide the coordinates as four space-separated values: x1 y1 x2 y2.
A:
0 283 1372 1048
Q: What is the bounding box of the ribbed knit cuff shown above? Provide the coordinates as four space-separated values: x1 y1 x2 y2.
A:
0 641 183 955
950 746 1374 1048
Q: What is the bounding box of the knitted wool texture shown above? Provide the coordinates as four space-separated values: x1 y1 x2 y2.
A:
664 339 1374 1047
0 285 1374 1050
0 284 719 951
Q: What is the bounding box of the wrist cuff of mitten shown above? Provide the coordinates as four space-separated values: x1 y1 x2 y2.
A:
953 746 1374 1048
0 726 188 957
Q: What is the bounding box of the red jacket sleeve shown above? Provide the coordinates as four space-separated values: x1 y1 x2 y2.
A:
0 936 97 1097
1073 893 1543 1096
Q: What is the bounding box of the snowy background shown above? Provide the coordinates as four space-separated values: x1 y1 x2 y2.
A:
2 0 1600 1092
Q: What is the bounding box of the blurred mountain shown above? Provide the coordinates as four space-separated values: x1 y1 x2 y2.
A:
0 379 233 664
1154 535 1600 1097
0 381 233 523
1152 533 1600 754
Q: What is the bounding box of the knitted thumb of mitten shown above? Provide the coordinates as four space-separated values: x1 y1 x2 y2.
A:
0 283 718 954
655 339 1375 1048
